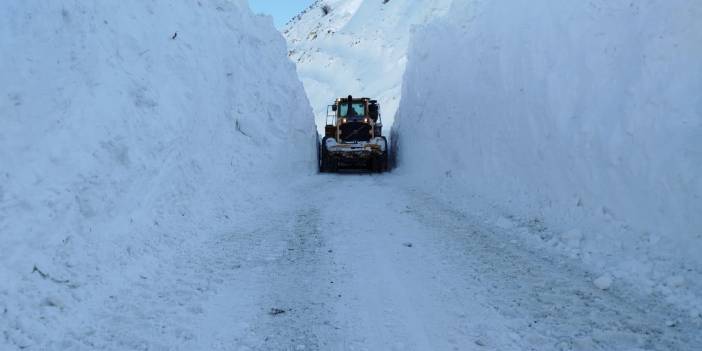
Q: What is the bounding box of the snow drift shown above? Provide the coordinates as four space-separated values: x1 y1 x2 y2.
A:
0 1 314 348
395 0 702 312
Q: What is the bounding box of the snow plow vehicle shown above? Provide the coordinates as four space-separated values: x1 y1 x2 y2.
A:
319 96 389 172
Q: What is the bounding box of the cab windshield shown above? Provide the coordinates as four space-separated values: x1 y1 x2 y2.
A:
339 102 366 118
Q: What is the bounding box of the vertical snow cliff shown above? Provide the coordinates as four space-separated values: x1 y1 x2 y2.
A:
0 1 314 348
395 0 702 311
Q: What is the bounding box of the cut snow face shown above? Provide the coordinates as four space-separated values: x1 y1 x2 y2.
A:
284 0 452 132
394 0 702 313
0 1 315 348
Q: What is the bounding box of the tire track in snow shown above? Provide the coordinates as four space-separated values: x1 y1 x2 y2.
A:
311 175 520 350
118 173 701 351
228 202 342 350
401 185 702 350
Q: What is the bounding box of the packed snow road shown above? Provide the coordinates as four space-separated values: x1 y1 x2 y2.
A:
75 174 700 350
187 174 698 351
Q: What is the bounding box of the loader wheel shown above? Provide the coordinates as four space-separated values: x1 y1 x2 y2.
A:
373 137 388 173
371 152 386 173
320 137 337 173
317 136 322 172
381 150 389 172
370 157 378 173
327 156 338 172
373 152 387 173
320 145 329 172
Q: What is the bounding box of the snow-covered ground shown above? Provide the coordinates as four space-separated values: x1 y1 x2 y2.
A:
8 170 702 350
284 0 452 132
394 0 702 315
0 1 314 348
2 0 701 350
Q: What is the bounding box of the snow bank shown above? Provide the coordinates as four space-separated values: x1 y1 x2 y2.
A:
0 1 314 348
395 0 702 311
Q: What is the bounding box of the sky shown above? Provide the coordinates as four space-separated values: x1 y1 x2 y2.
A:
248 0 313 28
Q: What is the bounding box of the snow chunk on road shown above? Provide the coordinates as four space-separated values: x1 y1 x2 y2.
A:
666 276 686 288
560 229 583 249
495 216 515 229
594 274 614 290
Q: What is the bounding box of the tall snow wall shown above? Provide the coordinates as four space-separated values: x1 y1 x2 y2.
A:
395 0 702 311
0 1 314 347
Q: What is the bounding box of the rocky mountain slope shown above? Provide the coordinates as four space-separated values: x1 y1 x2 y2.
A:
284 0 452 130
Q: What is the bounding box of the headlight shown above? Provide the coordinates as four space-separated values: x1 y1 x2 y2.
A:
342 118 347 124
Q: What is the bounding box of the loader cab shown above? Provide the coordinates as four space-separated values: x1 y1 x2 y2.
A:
325 95 383 142
338 102 366 119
